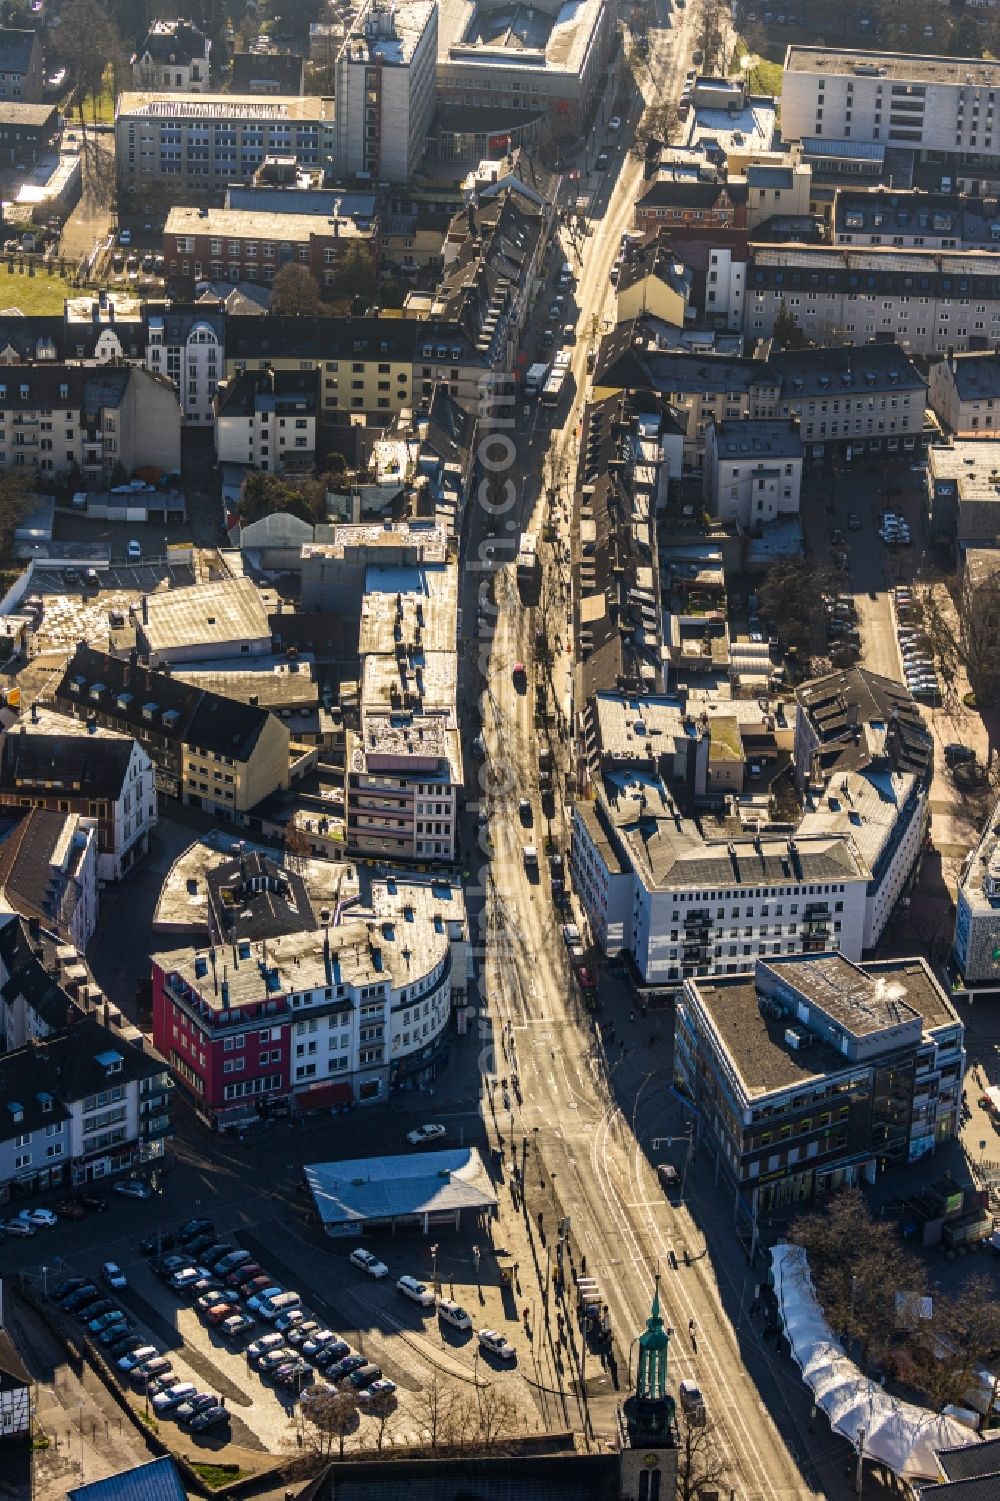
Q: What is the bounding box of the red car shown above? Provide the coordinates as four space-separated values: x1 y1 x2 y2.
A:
226 1263 263 1288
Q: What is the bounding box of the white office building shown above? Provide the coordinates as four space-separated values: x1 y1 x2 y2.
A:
335 0 437 183
782 47 1000 167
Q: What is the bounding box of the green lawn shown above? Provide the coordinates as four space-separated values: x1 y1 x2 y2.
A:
189 1463 245 1490
751 56 784 97
0 266 77 314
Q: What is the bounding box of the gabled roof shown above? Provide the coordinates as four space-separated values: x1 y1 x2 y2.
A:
230 50 304 93
135 20 209 67
0 1329 30 1390
56 645 278 763
0 27 37 75
0 727 136 800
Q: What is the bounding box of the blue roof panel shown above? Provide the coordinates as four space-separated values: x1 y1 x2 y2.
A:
68 1458 188 1501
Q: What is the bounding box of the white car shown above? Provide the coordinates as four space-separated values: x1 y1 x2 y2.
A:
118 1344 158 1371
438 1299 472 1331
396 1275 436 1310
17 1207 57 1227
406 1123 446 1146
103 1261 127 1289
151 1381 197 1413
349 1247 389 1279
608 115 622 130
126 540 142 563
479 1328 516 1360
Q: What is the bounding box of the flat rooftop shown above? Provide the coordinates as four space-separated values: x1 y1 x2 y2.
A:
438 0 606 78
138 577 270 656
306 1146 496 1227
170 654 319 710
694 974 853 1096
362 651 457 714
340 0 436 65
357 563 458 657
164 205 368 242
783 45 1000 88
153 834 358 936
116 91 332 120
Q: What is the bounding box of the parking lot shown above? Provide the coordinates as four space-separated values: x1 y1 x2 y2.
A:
7 1159 540 1464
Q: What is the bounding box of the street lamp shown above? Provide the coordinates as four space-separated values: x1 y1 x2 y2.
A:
430 1242 439 1294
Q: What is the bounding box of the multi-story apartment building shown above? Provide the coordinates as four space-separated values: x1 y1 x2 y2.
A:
151 874 464 1122
794 667 933 791
132 20 211 92
335 0 437 183
215 368 317 475
0 101 58 165
0 1014 172 1201
928 350 1000 436
145 302 223 428
0 807 98 951
832 187 1000 251
675 952 965 1219
0 365 181 479
163 204 378 295
55 645 290 815
0 28 42 102
782 47 1000 168
746 243 1000 356
115 92 334 197
0 711 156 880
347 560 461 862
596 336 926 467
955 788 1000 989
703 418 803 526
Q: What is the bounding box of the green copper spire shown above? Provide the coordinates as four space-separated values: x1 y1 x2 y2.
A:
636 1274 670 1402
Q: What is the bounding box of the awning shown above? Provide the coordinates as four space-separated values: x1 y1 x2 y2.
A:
296 1081 354 1111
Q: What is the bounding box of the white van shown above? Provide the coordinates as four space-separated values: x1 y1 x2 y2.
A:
396 1275 435 1310
437 1299 472 1330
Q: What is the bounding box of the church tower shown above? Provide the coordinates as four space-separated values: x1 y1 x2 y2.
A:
619 1278 678 1501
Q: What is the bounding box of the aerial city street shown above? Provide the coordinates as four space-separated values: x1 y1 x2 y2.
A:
0 0 998 1497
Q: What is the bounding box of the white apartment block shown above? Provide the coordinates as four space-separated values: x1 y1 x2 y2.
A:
747 243 1000 357
572 799 870 988
335 0 437 183
703 418 803 526
115 92 334 196
706 244 746 331
782 47 1000 165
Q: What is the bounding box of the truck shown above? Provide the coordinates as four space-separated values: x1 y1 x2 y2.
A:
516 532 539 583
540 350 571 407
525 362 550 398
538 746 553 788
522 845 539 873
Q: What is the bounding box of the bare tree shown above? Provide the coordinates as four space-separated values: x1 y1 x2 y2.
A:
366 1390 398 1451
676 1406 731 1501
302 1388 360 1459
270 263 326 316
471 1385 520 1449
58 0 117 126
908 1272 1000 1411
413 1371 462 1450
283 822 311 871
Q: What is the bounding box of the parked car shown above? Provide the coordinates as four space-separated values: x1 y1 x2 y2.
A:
88 1310 130 1334
153 1255 188 1280
214 1250 252 1277
275 1308 306 1333
679 1378 706 1422
78 1299 115 1324
327 1353 367 1382
396 1275 435 1309
139 1232 176 1256
258 1292 301 1322
247 1333 285 1363
61 1285 99 1312
105 1331 144 1355
257 1347 297 1375
197 1290 237 1315
274 1359 313 1388
103 1262 127 1289
359 1378 398 1406
15 1207 57 1228
405 1123 445 1146
4 1218 36 1237
247 1286 284 1316
241 1276 274 1302
198 1245 234 1270
175 1393 219 1425
349 1248 389 1279
314 1340 352 1369
177 1217 214 1242
54 1200 86 1221
53 1276 87 1300
348 1362 382 1390
131 1357 172 1388
151 1382 198 1414
300 1329 339 1357
118 1345 159 1372
126 540 142 563
287 1321 322 1348
479 1328 516 1360
75 1193 108 1213
226 1262 263 1288
113 1179 152 1200
170 1267 211 1292
189 1405 229 1434
595 152 609 170
220 1313 256 1340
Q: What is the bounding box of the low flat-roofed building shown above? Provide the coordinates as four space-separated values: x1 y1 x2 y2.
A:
136 576 271 666
675 951 965 1218
162 202 377 295
926 438 1000 544
305 1146 496 1235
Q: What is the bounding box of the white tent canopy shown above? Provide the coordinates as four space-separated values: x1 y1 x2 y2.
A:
771 1242 980 1481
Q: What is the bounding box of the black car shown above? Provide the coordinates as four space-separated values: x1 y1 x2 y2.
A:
183 1232 216 1257
189 1404 229 1434
177 1217 214 1243
944 743 976 768
314 1340 351 1369
100 1324 138 1349
327 1353 366 1381
273 1360 313 1388
76 1193 108 1212
152 1255 188 1280
139 1231 176 1257
52 1276 87 1301
61 1285 99 1311
595 152 609 170
106 1331 145 1356
199 1245 233 1270
78 1298 115 1324
176 1393 218 1425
